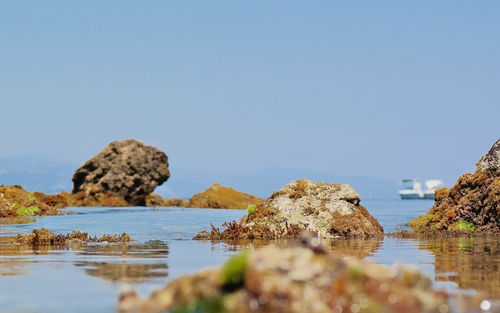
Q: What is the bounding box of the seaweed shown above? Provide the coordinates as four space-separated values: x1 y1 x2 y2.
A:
171 296 225 313
409 170 500 234
16 228 132 246
221 252 248 291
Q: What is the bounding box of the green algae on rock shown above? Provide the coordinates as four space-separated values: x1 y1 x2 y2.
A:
16 228 131 246
0 185 66 218
118 244 448 313
409 139 500 234
194 179 383 240
187 183 264 210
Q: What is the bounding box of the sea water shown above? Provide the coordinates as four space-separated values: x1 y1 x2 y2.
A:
0 200 498 312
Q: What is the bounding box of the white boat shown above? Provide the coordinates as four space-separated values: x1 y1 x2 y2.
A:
423 180 444 199
398 179 443 200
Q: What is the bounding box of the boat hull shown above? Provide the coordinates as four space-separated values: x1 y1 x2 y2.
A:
399 193 423 200
423 192 435 200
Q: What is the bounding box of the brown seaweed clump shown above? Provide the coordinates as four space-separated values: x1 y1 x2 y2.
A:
59 186 130 207
409 139 500 234
16 228 131 246
118 244 449 313
194 179 383 240
145 193 188 207
0 185 66 218
187 183 264 210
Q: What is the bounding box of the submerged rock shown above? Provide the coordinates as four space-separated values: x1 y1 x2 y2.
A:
0 185 66 217
410 139 500 234
118 244 448 313
187 183 263 210
145 193 188 207
194 179 383 240
72 139 170 206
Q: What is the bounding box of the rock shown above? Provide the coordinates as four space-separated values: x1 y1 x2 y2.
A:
72 139 170 206
118 244 449 313
60 189 130 207
0 185 65 217
477 139 500 174
16 228 131 245
194 179 383 240
187 183 264 210
145 193 188 207
410 138 500 234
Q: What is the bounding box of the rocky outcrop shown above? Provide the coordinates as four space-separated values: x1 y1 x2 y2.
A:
60 189 129 207
410 139 500 234
118 244 448 313
194 179 383 239
476 139 500 173
72 139 170 206
0 185 66 217
187 183 263 210
145 193 188 207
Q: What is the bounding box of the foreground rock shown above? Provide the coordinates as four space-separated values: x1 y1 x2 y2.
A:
16 228 131 245
118 244 448 313
145 193 188 207
187 183 263 210
0 185 66 217
72 139 170 206
410 139 500 234
194 179 383 240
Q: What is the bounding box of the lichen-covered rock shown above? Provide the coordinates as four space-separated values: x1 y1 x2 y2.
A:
0 185 66 217
187 183 263 210
476 139 500 174
410 139 500 234
118 245 449 313
194 179 383 240
145 193 188 207
72 139 170 206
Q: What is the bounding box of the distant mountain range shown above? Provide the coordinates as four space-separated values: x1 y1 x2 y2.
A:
0 156 400 200
155 167 400 200
0 155 76 194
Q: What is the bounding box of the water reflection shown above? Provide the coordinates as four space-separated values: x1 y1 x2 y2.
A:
76 262 168 283
75 243 169 283
203 237 383 259
419 236 500 299
0 239 170 284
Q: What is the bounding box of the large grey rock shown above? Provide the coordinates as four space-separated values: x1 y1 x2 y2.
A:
72 139 170 206
194 178 383 240
258 178 383 237
476 139 500 174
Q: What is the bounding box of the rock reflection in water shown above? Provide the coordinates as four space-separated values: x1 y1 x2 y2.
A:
0 239 55 276
203 237 382 259
420 236 500 299
76 243 169 283
326 238 382 258
76 262 168 283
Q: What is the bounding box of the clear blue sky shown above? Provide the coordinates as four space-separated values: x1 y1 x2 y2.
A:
0 1 498 185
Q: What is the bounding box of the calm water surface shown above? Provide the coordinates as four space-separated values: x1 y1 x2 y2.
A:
0 200 498 312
